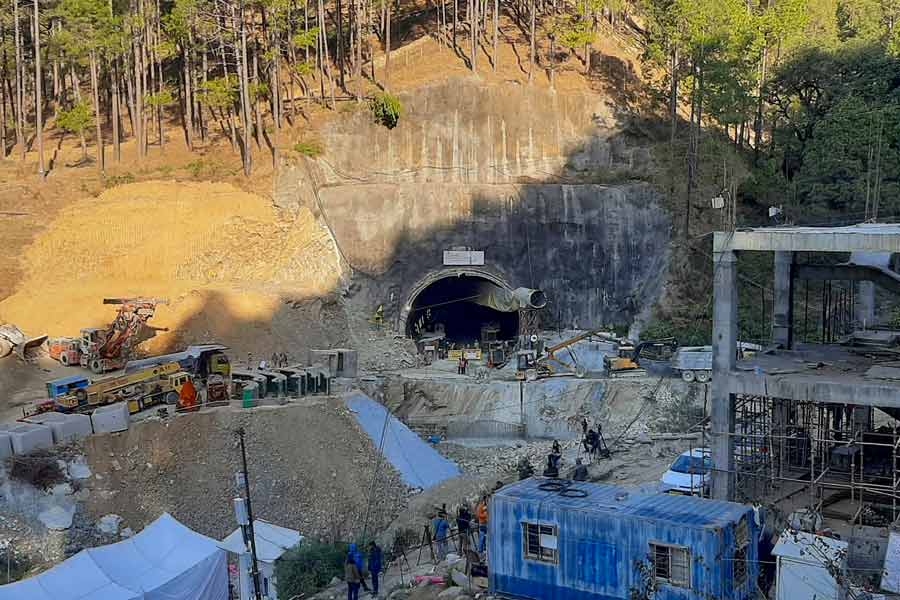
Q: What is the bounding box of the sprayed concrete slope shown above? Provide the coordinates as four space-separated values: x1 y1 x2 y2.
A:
345 392 461 489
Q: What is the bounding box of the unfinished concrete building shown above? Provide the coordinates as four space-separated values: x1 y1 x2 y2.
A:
712 225 900 542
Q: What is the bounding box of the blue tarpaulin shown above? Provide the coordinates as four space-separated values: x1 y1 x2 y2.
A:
345 392 461 489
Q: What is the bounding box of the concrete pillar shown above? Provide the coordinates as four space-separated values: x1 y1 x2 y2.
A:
772 251 794 349
712 250 738 501
856 281 875 330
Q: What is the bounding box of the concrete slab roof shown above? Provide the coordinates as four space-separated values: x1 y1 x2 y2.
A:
714 224 900 253
724 345 900 407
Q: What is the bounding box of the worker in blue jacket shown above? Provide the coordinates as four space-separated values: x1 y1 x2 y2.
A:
348 544 371 593
368 541 383 596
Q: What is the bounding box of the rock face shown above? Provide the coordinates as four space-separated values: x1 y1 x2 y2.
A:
276 77 671 332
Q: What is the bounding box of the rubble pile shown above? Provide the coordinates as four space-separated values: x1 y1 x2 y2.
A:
80 401 409 542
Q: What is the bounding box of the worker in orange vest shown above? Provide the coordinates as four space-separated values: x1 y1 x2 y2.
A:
179 379 198 412
477 497 489 553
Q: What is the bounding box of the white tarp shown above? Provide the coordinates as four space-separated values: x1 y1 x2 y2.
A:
0 513 227 600
219 520 303 563
773 529 848 600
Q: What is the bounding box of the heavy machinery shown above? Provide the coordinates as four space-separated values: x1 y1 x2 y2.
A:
50 298 168 373
515 329 615 380
51 362 183 414
0 324 48 360
125 344 231 397
604 338 678 378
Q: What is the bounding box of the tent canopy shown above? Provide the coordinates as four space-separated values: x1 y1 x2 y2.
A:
219 519 303 563
0 513 227 600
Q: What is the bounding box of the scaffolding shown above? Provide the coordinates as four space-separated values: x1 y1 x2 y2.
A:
731 395 900 527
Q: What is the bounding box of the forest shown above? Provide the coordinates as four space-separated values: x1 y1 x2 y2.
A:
0 0 898 220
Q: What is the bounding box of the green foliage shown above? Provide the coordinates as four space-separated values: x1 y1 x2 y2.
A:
145 89 176 108
293 139 324 156
249 82 271 102
186 158 229 179
198 76 239 109
369 92 403 129
292 28 320 50
640 318 710 347
295 61 315 77
57 102 93 136
104 173 137 187
274 542 348 600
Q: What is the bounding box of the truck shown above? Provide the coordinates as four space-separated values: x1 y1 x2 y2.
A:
52 362 184 414
671 346 713 383
124 344 231 397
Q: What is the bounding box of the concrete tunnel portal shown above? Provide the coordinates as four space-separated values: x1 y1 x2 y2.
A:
402 270 547 346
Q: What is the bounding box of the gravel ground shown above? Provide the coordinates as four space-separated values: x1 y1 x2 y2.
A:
74 399 409 545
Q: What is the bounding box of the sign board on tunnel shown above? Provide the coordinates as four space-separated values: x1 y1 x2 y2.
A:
443 250 485 266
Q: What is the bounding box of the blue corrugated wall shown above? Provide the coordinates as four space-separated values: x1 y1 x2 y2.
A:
488 495 759 600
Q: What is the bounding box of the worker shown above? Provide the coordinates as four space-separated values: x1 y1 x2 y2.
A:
549 441 562 470
456 504 472 552
543 454 560 478
517 457 534 480
367 541 382 596
457 355 465 375
178 378 198 412
584 429 599 456
433 510 450 560
348 544 370 593
345 553 362 600
573 458 589 481
477 497 489 553
582 417 589 436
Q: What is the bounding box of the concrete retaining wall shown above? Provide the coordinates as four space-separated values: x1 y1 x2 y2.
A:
0 422 55 454
26 412 94 443
90 403 130 434
0 431 11 459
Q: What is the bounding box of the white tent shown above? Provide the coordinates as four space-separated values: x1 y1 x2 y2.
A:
219 520 303 600
0 513 228 600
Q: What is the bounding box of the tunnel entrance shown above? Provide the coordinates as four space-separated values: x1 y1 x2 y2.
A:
405 274 520 345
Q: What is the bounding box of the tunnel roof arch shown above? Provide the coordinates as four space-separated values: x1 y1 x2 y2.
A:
397 268 514 337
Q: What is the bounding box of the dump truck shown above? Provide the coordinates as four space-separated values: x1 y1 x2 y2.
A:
671 346 713 382
52 362 183 414
604 338 678 378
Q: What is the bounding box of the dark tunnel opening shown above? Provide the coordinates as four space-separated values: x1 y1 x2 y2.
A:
406 275 520 345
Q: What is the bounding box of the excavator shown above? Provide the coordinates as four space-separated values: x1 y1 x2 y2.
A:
49 298 168 373
604 337 678 378
517 329 678 380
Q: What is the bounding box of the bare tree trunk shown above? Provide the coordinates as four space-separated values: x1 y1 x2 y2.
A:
453 0 458 50
0 21 6 157
336 0 345 90
156 0 165 150
34 0 45 177
132 2 145 161
668 47 677 202
199 47 208 142
112 59 122 160
252 49 262 147
182 47 194 150
469 0 477 72
14 0 25 156
90 51 104 172
236 0 253 176
753 45 767 164
528 0 535 83
492 0 498 71
383 0 391 90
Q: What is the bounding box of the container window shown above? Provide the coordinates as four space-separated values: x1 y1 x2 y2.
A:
650 543 691 588
523 523 558 564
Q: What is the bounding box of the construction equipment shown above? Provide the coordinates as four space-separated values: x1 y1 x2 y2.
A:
604 338 678 378
48 337 81 365
671 346 712 382
50 298 168 373
52 362 182 414
0 324 48 360
517 329 617 380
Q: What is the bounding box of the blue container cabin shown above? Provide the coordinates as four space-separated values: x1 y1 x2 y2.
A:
45 374 91 399
489 479 759 600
